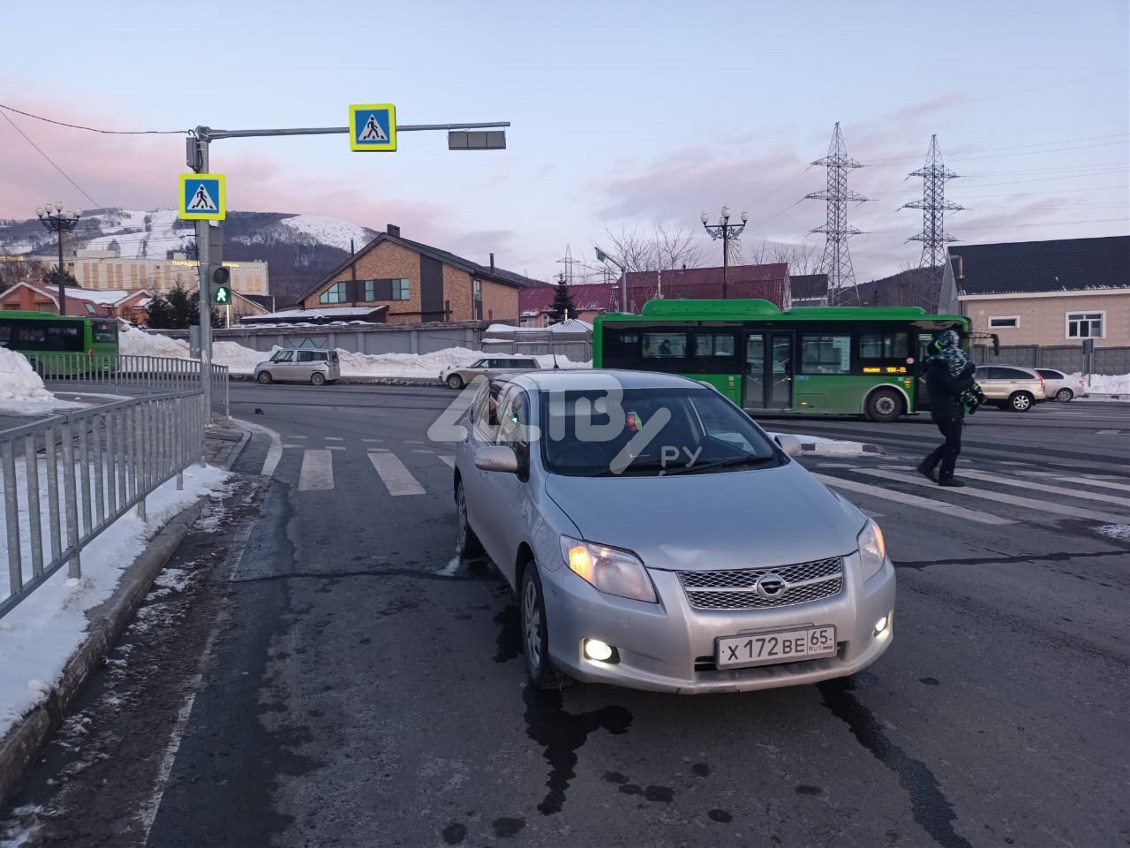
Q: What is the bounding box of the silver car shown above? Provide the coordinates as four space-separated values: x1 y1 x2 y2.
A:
255 349 340 385
452 370 895 694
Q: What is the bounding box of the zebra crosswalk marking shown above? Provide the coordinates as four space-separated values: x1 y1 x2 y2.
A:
1052 476 1130 493
368 452 426 496
958 470 1130 509
813 474 1016 526
298 449 334 491
854 469 1129 525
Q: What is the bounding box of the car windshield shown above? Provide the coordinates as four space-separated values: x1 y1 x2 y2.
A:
539 387 783 477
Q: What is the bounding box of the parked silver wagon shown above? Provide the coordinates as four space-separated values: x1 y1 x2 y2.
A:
452 370 896 694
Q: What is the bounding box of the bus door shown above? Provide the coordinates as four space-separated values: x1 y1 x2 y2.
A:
743 332 793 409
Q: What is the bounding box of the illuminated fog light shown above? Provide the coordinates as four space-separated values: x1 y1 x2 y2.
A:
874 614 891 635
583 639 614 662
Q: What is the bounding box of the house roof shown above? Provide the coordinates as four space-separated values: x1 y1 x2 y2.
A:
297 228 546 302
518 263 791 316
952 236 1130 296
0 282 150 308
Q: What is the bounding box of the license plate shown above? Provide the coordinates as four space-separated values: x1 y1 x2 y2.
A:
716 626 837 669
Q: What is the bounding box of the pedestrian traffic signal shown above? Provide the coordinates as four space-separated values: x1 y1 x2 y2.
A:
212 266 231 304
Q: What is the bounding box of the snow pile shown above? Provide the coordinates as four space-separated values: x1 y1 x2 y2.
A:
1077 373 1129 395
0 348 52 401
0 464 229 740
118 323 189 358
337 346 484 378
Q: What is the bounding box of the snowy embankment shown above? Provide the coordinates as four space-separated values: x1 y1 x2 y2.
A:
0 348 89 414
118 325 590 378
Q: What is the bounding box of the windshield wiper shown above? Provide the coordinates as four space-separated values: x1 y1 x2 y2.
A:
583 457 668 477
662 455 776 475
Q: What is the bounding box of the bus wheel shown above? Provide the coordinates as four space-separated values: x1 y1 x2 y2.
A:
865 388 903 423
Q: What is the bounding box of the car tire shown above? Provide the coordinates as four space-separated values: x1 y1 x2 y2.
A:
520 564 571 690
1055 388 1074 402
864 388 903 423
446 374 465 390
455 480 484 558
1008 391 1034 412
311 372 326 386
257 371 273 384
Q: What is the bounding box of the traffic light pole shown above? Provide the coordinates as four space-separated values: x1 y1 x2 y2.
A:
192 140 214 432
187 117 509 437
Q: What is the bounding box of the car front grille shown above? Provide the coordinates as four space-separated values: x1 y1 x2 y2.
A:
678 556 844 611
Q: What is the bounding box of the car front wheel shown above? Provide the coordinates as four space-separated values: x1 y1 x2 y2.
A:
257 371 273 384
455 480 484 558
520 564 570 690
1055 388 1074 402
446 374 464 390
1008 391 1034 412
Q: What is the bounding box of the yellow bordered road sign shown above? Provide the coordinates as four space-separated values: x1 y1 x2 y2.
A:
179 173 226 220
349 104 397 151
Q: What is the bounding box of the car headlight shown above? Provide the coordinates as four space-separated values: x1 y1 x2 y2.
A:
560 536 657 603
857 519 888 582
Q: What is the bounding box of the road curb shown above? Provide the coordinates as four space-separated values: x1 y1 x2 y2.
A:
800 441 886 456
0 498 206 811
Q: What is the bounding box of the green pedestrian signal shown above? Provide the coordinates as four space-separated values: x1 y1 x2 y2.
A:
211 266 231 305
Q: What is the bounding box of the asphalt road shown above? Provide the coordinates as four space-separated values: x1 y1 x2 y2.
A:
3 384 1128 848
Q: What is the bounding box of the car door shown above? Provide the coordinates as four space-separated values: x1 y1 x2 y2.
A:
461 379 502 551
476 385 532 586
272 350 297 381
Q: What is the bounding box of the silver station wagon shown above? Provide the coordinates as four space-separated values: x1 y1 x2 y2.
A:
452 370 895 694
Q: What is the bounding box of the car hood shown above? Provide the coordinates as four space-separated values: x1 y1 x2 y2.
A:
543 462 864 572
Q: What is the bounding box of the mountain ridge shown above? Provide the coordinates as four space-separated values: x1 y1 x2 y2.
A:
0 208 381 306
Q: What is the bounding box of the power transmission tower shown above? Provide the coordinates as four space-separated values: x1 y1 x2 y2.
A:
806 122 868 304
902 135 962 294
556 244 581 284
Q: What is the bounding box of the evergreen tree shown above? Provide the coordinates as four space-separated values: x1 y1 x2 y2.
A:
548 273 577 324
144 285 223 329
44 268 79 289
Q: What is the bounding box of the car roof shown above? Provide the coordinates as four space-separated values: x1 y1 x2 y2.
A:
502 369 706 392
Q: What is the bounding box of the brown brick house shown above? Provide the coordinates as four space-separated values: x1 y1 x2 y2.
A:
296 225 543 324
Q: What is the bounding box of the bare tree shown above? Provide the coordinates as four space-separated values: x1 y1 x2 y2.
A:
745 240 823 274
0 258 46 292
600 222 703 272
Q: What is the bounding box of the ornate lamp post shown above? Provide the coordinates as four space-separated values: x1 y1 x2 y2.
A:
36 202 81 316
700 206 748 299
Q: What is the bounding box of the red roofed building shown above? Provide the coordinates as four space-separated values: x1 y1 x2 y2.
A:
519 263 791 326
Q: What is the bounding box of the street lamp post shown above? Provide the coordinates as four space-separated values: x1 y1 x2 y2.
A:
700 206 748 299
595 246 628 312
36 202 81 316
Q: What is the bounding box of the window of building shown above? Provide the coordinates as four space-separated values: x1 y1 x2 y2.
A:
319 282 348 304
988 316 1019 329
361 278 410 302
800 334 852 374
858 331 909 359
472 279 482 302
1066 312 1103 339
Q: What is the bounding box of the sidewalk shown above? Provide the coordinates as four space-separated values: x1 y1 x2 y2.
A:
0 421 253 810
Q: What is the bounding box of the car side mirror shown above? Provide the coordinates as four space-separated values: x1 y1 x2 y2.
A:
474 445 520 474
774 434 803 457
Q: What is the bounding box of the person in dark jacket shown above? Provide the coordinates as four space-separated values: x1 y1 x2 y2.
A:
917 330 976 487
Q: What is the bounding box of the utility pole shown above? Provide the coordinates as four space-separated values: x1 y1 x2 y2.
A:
805 122 868 304
36 203 81 316
903 135 962 304
188 137 214 424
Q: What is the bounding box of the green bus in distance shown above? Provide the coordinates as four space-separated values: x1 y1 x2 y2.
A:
594 299 987 422
0 310 120 377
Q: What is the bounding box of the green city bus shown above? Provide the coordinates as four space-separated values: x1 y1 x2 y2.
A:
0 310 120 376
593 299 989 422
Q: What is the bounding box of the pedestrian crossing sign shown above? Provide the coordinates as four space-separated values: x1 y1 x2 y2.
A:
349 104 397 152
179 173 226 220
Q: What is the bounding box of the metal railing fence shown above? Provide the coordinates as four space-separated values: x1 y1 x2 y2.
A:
0 390 207 619
33 352 229 418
